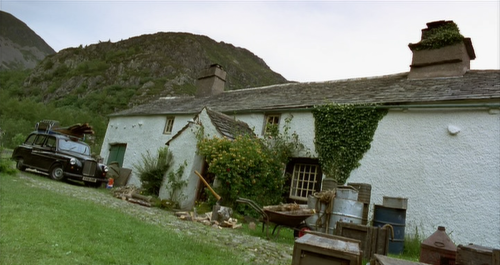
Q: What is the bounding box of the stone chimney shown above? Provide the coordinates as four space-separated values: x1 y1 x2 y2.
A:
408 20 476 79
195 64 227 97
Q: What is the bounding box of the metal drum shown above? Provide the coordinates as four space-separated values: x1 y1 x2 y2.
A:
328 198 364 234
336 186 359 201
373 204 407 255
305 195 327 232
348 183 372 225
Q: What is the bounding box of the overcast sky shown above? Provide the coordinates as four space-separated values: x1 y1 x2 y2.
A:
1 0 499 82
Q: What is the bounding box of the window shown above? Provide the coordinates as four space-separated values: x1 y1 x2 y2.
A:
163 117 175 134
263 114 280 135
45 137 56 148
34 135 47 146
289 162 321 201
24 134 37 145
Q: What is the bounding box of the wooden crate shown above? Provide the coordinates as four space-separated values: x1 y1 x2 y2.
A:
456 244 500 265
292 232 362 265
335 222 389 260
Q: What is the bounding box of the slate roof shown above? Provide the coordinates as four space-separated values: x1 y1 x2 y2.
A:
110 70 500 117
206 108 255 139
166 107 254 145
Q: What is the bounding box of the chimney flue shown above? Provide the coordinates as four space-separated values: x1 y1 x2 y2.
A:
195 64 227 97
408 20 475 80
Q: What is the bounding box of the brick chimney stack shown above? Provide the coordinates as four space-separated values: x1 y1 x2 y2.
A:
408 20 476 79
195 64 226 97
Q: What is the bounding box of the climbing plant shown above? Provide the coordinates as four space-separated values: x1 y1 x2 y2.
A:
312 104 387 185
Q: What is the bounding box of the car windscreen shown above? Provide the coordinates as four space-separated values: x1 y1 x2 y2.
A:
58 139 90 156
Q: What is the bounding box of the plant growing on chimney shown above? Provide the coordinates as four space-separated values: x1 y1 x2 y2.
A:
409 21 464 51
312 103 387 185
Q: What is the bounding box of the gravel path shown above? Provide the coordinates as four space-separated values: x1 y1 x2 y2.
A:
16 171 294 265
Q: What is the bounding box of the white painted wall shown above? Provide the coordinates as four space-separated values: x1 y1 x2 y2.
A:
347 108 500 248
236 112 317 157
101 107 500 248
159 109 224 210
100 114 194 186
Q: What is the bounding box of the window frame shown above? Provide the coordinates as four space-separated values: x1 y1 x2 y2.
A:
262 113 281 135
285 158 322 202
163 116 175 135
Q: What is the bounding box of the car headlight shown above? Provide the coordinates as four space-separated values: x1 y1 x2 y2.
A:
70 158 76 165
103 165 109 172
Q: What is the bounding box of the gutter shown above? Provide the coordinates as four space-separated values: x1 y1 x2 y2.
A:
225 103 500 115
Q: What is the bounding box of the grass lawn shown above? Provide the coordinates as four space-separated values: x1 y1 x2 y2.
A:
0 172 252 265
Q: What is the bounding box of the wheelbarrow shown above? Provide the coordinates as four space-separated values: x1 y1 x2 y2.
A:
236 198 314 239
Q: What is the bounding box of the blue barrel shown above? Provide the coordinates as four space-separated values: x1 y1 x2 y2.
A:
373 204 407 254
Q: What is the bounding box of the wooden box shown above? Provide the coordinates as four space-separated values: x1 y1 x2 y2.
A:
335 222 390 260
456 244 500 265
292 232 362 265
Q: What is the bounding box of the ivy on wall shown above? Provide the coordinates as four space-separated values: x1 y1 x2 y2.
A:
312 104 388 185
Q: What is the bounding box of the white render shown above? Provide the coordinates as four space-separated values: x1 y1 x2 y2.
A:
101 106 500 248
100 114 194 186
348 108 500 248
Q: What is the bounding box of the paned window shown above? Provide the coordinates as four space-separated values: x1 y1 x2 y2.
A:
289 163 320 201
163 117 175 134
263 114 280 135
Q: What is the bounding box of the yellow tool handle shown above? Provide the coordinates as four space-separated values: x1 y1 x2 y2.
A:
194 170 221 201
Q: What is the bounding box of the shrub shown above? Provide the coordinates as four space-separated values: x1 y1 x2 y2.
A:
197 117 304 214
198 134 285 212
134 147 172 196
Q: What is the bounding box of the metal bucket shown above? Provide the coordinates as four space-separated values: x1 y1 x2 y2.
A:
336 186 359 201
328 198 364 234
305 195 327 232
373 204 407 255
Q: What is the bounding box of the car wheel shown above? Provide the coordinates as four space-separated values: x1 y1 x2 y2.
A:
49 165 65 181
16 158 27 171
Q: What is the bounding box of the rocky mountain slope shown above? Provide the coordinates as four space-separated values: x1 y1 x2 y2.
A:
0 11 55 70
21 32 288 114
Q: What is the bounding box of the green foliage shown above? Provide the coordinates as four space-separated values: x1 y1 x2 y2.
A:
134 147 173 196
0 149 16 175
197 118 303 213
198 134 285 211
262 115 307 163
165 161 188 207
410 22 464 51
75 60 109 75
11 133 26 147
312 104 387 184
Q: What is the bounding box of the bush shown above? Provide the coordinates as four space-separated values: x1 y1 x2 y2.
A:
0 159 16 175
134 147 172 196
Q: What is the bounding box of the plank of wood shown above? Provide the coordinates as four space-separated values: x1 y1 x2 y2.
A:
374 254 430 265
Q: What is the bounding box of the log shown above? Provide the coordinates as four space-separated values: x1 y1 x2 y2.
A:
131 193 153 202
127 198 151 207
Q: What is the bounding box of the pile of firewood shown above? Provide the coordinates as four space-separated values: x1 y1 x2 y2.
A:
175 211 242 229
113 186 153 207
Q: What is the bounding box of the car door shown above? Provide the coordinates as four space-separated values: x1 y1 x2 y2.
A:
30 135 54 171
14 133 37 167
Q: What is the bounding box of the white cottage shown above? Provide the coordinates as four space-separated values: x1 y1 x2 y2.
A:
100 22 500 248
